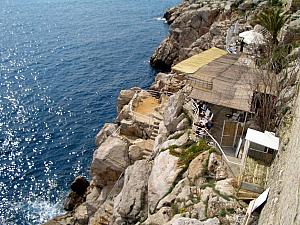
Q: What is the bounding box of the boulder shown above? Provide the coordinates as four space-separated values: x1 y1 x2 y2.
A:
73 203 89 225
187 151 210 185
157 178 190 209
86 186 101 203
42 214 74 225
160 131 190 151
91 135 129 187
191 201 207 220
200 187 216 202
165 216 220 225
128 144 144 162
176 117 190 131
214 178 236 196
113 160 151 224
70 176 90 196
63 191 85 211
207 196 240 218
163 91 185 132
150 6 220 69
142 207 173 225
117 88 140 113
148 150 183 213
95 123 118 147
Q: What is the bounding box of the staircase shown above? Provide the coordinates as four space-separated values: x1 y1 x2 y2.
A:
142 148 153 159
150 120 160 140
150 111 163 140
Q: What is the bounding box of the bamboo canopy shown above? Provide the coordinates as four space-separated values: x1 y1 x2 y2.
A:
172 47 258 112
172 47 228 74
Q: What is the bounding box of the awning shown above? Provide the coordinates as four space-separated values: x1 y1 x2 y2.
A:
245 128 279 150
239 30 265 45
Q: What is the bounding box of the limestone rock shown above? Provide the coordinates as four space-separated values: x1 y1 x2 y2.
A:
200 187 216 203
207 196 240 218
117 88 140 113
86 186 101 203
157 178 190 209
128 144 144 162
63 191 84 211
187 151 210 184
148 150 183 213
95 123 118 147
176 117 190 131
165 216 220 225
160 131 190 151
214 178 236 196
42 213 74 225
73 204 88 225
117 105 132 122
113 160 151 224
151 6 220 69
163 91 185 132
191 201 207 220
91 135 129 187
142 207 173 225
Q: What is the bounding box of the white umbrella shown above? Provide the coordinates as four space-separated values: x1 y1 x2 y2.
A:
239 30 265 45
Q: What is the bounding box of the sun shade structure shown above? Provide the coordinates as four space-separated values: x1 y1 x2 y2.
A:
245 128 279 150
239 30 265 45
172 47 258 112
172 47 228 74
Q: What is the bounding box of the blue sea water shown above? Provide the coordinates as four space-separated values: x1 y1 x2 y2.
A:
0 0 179 224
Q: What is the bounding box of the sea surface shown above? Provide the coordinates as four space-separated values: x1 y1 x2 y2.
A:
0 0 179 224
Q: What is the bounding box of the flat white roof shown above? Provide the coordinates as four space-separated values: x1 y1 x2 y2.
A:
245 128 279 150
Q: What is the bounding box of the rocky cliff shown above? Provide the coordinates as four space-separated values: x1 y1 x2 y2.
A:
44 0 300 224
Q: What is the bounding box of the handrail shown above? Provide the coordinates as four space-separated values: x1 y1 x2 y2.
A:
203 129 243 167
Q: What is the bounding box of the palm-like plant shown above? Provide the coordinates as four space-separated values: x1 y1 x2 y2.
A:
255 7 289 45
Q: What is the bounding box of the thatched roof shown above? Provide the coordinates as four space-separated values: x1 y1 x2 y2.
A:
172 47 258 112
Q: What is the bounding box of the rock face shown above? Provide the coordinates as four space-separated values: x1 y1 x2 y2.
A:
63 192 85 211
150 5 220 70
117 88 141 113
188 151 210 185
113 160 151 224
258 80 300 224
90 135 129 187
164 91 185 133
70 176 90 196
165 216 220 225
95 123 118 147
148 150 183 213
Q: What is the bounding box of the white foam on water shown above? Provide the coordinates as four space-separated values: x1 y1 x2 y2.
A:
155 17 167 23
23 199 64 224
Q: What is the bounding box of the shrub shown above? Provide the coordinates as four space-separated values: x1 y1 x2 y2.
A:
170 139 213 168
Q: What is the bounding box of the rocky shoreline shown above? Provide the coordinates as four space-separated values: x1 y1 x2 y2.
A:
45 0 300 224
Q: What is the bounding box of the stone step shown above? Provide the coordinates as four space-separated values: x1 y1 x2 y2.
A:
153 125 159 129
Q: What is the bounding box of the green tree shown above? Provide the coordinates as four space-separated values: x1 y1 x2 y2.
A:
255 8 289 45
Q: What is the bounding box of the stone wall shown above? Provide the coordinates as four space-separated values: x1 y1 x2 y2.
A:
258 87 300 225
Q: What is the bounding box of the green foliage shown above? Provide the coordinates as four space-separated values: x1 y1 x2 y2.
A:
191 197 201 204
170 139 213 169
179 207 186 214
268 0 283 7
254 7 289 45
219 209 227 217
218 208 236 217
200 180 216 189
227 208 235 214
171 203 179 215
